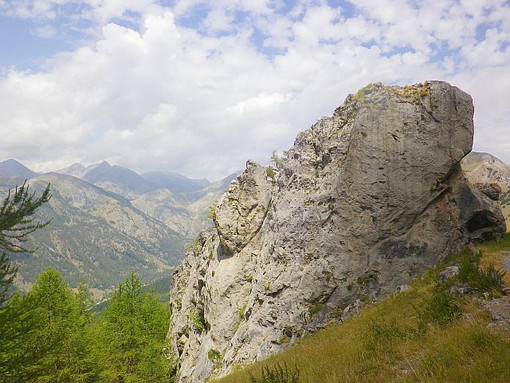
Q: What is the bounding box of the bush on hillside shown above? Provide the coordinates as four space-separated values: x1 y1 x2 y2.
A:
458 253 506 294
249 363 300 383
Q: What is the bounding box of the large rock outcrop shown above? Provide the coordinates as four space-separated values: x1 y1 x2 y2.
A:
167 81 506 382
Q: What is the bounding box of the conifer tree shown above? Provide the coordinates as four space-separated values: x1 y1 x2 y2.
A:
0 181 50 306
0 181 51 254
3 269 97 382
0 182 51 379
95 272 171 382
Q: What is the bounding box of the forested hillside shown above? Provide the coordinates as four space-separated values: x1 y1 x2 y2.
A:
0 159 234 296
0 270 172 382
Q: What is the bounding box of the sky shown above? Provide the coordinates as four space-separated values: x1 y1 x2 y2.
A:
0 0 508 180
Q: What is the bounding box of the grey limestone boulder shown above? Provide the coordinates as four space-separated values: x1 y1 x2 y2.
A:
167 81 506 382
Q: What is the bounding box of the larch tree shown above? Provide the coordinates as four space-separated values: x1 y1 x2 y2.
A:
95 272 171 382
0 181 51 380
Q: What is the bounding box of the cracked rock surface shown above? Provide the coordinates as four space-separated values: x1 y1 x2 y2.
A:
167 81 506 382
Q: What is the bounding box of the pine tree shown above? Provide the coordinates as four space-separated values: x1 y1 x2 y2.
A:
0 181 51 254
0 181 50 307
0 181 51 379
63 280 98 382
0 252 17 308
0 288 40 381
95 272 171 382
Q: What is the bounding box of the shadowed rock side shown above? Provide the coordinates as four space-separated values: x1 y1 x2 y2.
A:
167 81 506 382
461 151 510 230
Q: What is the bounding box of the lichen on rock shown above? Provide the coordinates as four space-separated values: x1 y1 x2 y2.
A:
167 81 506 382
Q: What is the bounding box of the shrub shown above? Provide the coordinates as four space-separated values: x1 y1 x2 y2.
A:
205 206 216 220
271 151 285 170
419 290 462 329
249 363 300 383
458 252 506 295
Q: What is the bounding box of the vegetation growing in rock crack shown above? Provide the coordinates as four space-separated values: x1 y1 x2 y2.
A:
270 150 285 170
193 312 207 332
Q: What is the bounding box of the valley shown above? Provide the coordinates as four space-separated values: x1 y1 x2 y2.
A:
0 159 236 296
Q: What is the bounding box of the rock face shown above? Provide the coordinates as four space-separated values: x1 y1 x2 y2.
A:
167 81 507 382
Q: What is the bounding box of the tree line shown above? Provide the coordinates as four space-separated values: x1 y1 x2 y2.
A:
0 182 174 382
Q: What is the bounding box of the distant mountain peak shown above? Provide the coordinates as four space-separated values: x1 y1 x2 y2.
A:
96 160 112 168
462 152 510 173
3 158 23 165
0 159 38 185
81 161 157 197
68 162 85 168
55 160 225 201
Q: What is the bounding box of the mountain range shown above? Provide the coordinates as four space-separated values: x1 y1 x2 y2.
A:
2 147 509 300
0 159 236 296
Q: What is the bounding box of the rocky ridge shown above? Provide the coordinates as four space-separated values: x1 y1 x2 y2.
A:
167 81 506 382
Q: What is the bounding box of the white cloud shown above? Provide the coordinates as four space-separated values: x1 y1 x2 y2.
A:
31 24 57 38
0 1 509 179
226 92 291 117
1 0 69 19
202 8 234 32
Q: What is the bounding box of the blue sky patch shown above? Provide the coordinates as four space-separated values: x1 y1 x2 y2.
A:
0 15 67 71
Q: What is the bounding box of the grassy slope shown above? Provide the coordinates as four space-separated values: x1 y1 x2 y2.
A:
215 235 510 383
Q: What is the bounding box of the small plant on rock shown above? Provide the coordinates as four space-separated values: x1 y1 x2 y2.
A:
266 166 276 181
239 303 248 321
205 204 216 220
271 151 285 170
193 312 206 332
208 348 222 362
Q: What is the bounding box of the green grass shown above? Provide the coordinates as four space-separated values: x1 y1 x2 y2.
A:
477 233 510 286
215 234 510 383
